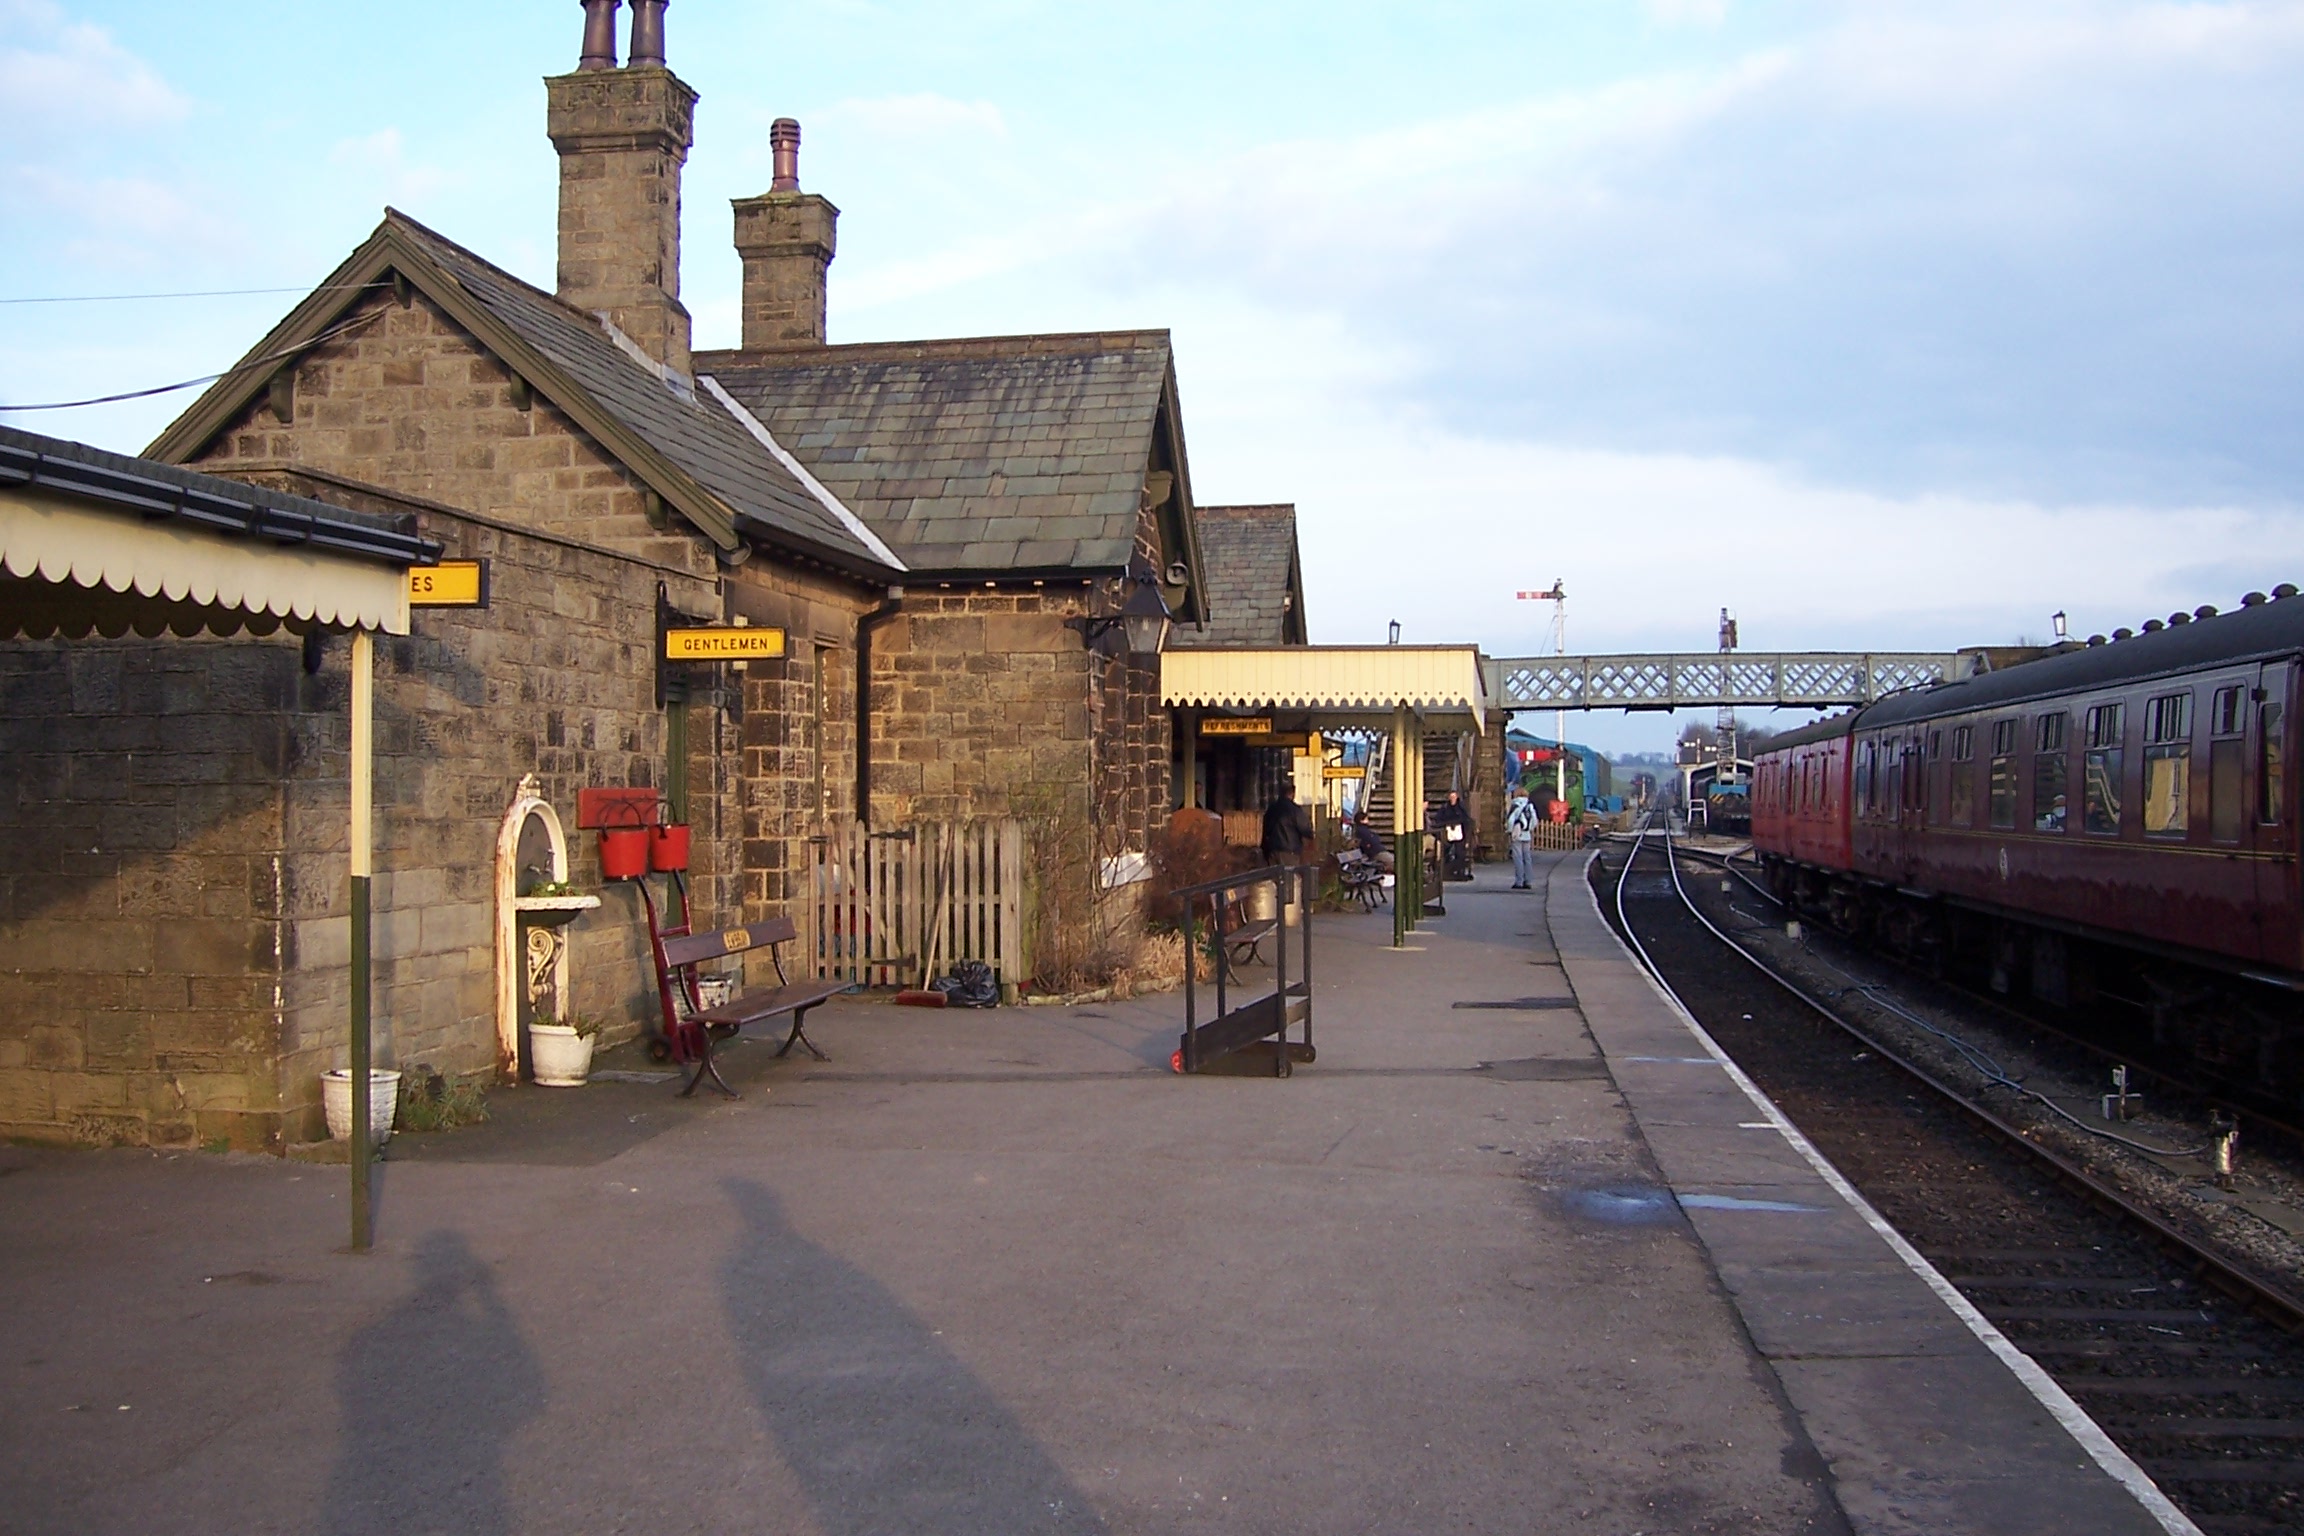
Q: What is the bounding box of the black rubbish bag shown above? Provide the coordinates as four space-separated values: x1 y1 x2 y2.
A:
930 960 1000 1008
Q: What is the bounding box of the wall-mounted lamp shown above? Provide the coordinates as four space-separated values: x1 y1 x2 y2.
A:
1080 575 1174 655
2052 610 2069 640
1387 620 1401 645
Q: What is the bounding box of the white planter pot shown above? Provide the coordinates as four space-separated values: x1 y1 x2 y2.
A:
529 1025 595 1087
323 1069 401 1144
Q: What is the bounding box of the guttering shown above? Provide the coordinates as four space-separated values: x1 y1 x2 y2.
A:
0 435 439 567
856 587 904 827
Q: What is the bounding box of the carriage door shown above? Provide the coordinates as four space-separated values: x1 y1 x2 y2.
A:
2253 664 2295 967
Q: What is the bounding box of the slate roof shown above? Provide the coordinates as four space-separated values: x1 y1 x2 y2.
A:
1169 504 1305 648
149 211 901 580
695 332 1174 577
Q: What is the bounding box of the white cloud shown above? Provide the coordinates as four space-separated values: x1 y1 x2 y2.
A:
816 92 1009 142
1643 0 1731 28
325 127 459 211
0 2 187 139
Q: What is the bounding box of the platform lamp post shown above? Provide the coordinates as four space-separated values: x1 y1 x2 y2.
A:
348 627 375 1252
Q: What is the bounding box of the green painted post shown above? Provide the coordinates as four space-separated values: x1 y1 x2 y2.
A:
349 874 371 1251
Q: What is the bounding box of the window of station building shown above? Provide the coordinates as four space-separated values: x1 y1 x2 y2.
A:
2033 712 2069 833
1948 724 1976 827
2210 685 2244 843
2142 693 2192 838
2082 703 2123 835
1988 719 2017 829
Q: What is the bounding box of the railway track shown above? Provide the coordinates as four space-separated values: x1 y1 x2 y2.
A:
1601 823 2304 1536
1681 838 2304 1154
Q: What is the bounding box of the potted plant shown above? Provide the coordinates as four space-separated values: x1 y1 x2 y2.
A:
529 1013 601 1087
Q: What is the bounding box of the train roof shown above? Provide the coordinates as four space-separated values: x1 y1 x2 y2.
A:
1861 592 2304 730
1757 711 1859 753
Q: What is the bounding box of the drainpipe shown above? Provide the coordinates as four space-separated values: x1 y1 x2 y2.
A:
856 587 904 828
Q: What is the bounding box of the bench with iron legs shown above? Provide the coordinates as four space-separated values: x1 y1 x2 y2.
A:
1215 869 1311 971
650 916 846 1098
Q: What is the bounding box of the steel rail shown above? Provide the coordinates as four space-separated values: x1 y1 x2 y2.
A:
1609 819 2304 1336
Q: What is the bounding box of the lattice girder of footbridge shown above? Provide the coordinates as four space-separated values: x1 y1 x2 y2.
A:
1484 653 1961 711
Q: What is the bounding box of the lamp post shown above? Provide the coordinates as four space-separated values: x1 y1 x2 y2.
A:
1387 620 1400 646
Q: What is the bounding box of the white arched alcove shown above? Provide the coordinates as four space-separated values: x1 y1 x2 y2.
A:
494 775 599 1079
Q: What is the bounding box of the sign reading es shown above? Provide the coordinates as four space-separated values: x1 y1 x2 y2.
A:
406 561 488 608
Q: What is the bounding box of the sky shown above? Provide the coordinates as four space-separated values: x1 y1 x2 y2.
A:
4 0 2300 755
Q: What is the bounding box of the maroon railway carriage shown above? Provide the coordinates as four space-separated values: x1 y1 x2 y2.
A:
1753 592 2304 1099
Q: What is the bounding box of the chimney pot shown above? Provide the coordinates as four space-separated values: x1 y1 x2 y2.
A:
628 0 667 67
770 118 802 192
578 0 620 70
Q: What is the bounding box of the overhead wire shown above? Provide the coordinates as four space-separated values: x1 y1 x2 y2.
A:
0 300 389 414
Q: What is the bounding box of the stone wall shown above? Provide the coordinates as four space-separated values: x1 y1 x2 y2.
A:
0 637 303 1150
867 588 1096 830
197 286 715 575
0 485 737 1149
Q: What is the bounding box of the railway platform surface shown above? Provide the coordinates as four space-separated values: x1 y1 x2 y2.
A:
0 853 2175 1534
1551 850 2179 1536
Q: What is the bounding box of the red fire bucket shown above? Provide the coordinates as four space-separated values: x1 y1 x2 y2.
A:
650 823 691 873
599 828 648 880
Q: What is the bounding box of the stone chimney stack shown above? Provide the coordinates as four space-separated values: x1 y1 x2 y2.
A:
547 0 696 375
732 119 838 350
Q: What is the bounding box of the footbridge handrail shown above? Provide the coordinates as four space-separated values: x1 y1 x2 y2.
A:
1484 652 1961 710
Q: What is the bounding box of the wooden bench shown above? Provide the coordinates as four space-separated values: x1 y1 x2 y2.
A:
1216 888 1290 971
652 916 847 1098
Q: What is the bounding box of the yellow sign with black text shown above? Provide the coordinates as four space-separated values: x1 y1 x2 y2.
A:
1323 765 1366 780
1199 717 1273 737
406 561 488 608
664 626 788 662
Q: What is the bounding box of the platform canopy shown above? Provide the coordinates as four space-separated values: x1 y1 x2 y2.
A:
1161 644 1491 733
1 428 428 640
1 425 435 1254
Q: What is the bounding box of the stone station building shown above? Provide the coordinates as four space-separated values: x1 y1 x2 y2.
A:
0 4 1289 1149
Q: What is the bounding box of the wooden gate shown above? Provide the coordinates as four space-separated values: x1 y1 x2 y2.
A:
807 821 1025 990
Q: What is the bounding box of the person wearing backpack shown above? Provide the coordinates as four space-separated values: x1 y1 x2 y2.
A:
1505 787 1540 890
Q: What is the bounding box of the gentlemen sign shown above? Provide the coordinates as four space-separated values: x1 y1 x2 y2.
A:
407 560 488 608
663 626 787 662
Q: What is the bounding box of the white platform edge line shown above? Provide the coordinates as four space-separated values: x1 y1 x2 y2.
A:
697 375 907 572
1572 848 2203 1536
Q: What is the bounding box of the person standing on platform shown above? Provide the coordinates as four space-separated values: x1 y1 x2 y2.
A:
1261 785 1312 865
1433 790 1474 881
1505 787 1539 889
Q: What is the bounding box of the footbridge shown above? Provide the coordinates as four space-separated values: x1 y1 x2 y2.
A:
1483 651 1966 711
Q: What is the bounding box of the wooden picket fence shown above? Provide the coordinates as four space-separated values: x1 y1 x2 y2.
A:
1527 821 1584 851
806 820 1025 990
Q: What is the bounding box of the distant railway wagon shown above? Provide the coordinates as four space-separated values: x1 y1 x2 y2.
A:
1751 590 2303 1104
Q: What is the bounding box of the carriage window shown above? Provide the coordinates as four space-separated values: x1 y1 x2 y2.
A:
1948 725 1976 827
1856 739 1875 818
2033 712 2068 833
2083 703 2123 835
1988 719 2016 829
2210 687 2244 843
1881 738 1902 817
2213 686 2243 736
2143 693 2192 837
2266 700 2286 826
